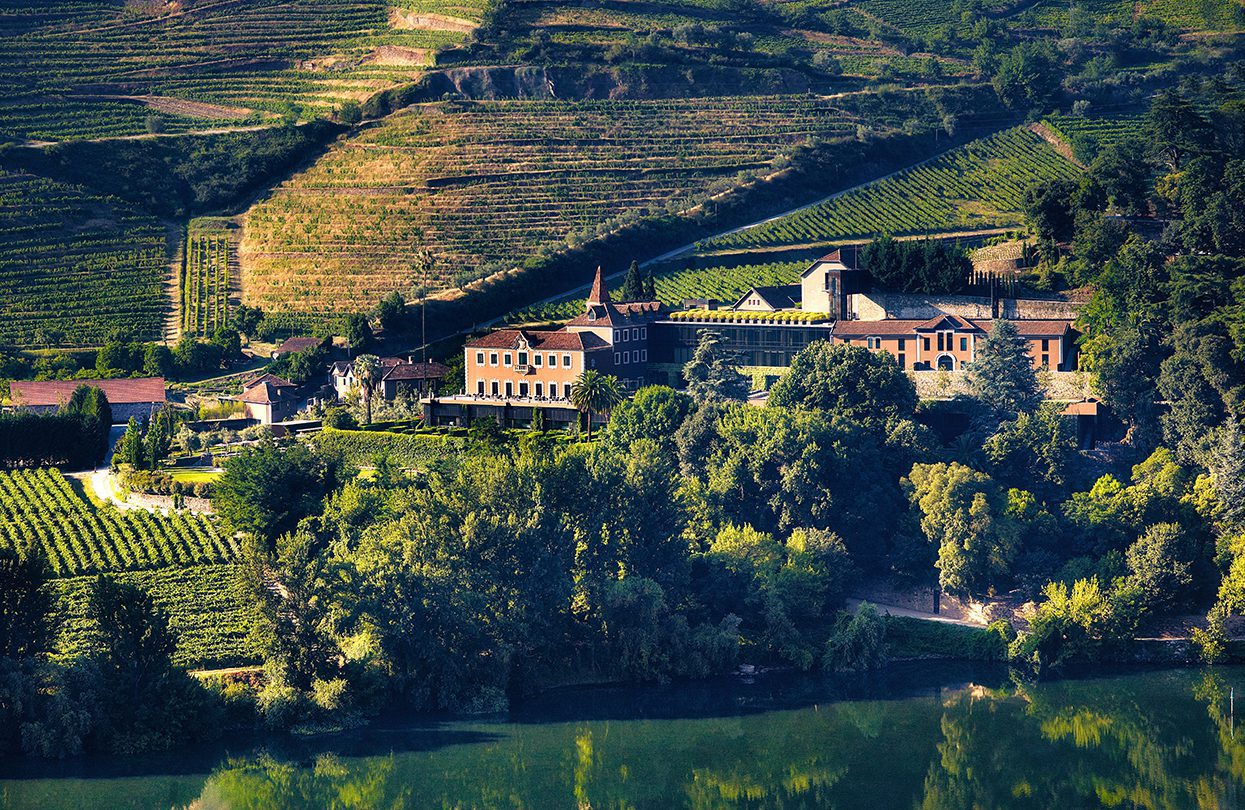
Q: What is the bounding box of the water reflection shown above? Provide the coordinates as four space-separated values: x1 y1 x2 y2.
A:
5 667 1245 809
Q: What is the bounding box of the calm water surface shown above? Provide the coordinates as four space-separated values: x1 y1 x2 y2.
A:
3 663 1245 809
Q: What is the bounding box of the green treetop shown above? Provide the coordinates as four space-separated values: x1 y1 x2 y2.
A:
966 320 1041 419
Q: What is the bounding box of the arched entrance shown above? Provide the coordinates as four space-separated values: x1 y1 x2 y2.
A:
936 354 956 371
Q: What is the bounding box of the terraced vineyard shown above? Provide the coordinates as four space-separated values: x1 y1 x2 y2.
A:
182 220 236 336
511 260 806 323
0 0 488 141
51 564 259 669
0 171 168 347
1018 0 1244 30
1043 113 1145 162
703 127 1080 251
240 96 865 315
856 0 963 35
0 469 234 577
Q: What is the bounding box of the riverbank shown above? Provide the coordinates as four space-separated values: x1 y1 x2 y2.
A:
4 664 1244 809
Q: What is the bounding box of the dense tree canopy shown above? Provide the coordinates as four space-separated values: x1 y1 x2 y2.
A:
767 342 916 427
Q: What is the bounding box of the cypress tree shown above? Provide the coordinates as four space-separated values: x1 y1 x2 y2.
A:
620 260 644 302
642 269 656 300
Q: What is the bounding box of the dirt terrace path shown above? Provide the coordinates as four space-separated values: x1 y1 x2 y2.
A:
1027 122 1082 167
845 598 983 627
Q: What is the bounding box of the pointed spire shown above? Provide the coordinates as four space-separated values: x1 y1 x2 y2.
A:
587 265 609 306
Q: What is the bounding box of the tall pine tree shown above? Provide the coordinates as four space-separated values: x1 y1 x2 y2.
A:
642 269 656 300
966 320 1040 418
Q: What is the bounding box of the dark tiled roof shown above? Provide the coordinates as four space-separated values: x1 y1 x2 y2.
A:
565 300 665 327
383 360 449 381
274 336 324 355
734 285 801 310
10 377 166 407
244 373 296 389
832 320 926 337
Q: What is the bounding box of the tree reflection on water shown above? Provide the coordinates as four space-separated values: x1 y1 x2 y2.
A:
7 668 1245 809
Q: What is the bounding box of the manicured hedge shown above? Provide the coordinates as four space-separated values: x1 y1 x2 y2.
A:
309 427 467 468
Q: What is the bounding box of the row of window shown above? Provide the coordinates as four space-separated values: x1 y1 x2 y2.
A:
614 327 647 343
613 349 648 365
476 350 574 369
476 380 575 400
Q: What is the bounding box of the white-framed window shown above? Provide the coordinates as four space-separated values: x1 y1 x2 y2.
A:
535 382 544 398
517 351 528 366
614 352 622 364
519 382 528 397
631 328 639 340
640 326 647 339
641 349 648 361
631 350 639 363
534 354 543 367
475 351 485 365
505 382 513 397
503 352 512 366
564 383 573 399
476 380 485 395
489 352 499 366
613 329 621 342
562 354 572 368
490 380 499 396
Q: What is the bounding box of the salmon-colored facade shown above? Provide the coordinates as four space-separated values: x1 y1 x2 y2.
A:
460 267 667 405
832 314 1073 371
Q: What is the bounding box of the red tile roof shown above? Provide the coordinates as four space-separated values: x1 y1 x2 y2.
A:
10 377 166 407
916 315 979 332
834 318 1074 339
969 319 1073 338
466 329 605 351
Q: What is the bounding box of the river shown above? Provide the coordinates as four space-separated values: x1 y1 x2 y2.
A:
2 663 1244 809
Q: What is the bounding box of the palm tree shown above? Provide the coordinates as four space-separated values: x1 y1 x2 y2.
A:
570 370 623 441
353 354 381 425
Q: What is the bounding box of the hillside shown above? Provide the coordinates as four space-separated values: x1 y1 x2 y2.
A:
702 126 1080 251
0 171 168 346
0 468 254 669
0 0 1241 351
239 89 987 318
0 0 489 142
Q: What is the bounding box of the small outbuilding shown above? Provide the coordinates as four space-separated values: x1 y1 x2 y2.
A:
236 373 300 425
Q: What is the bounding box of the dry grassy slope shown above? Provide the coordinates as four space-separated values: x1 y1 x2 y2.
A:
237 95 870 314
